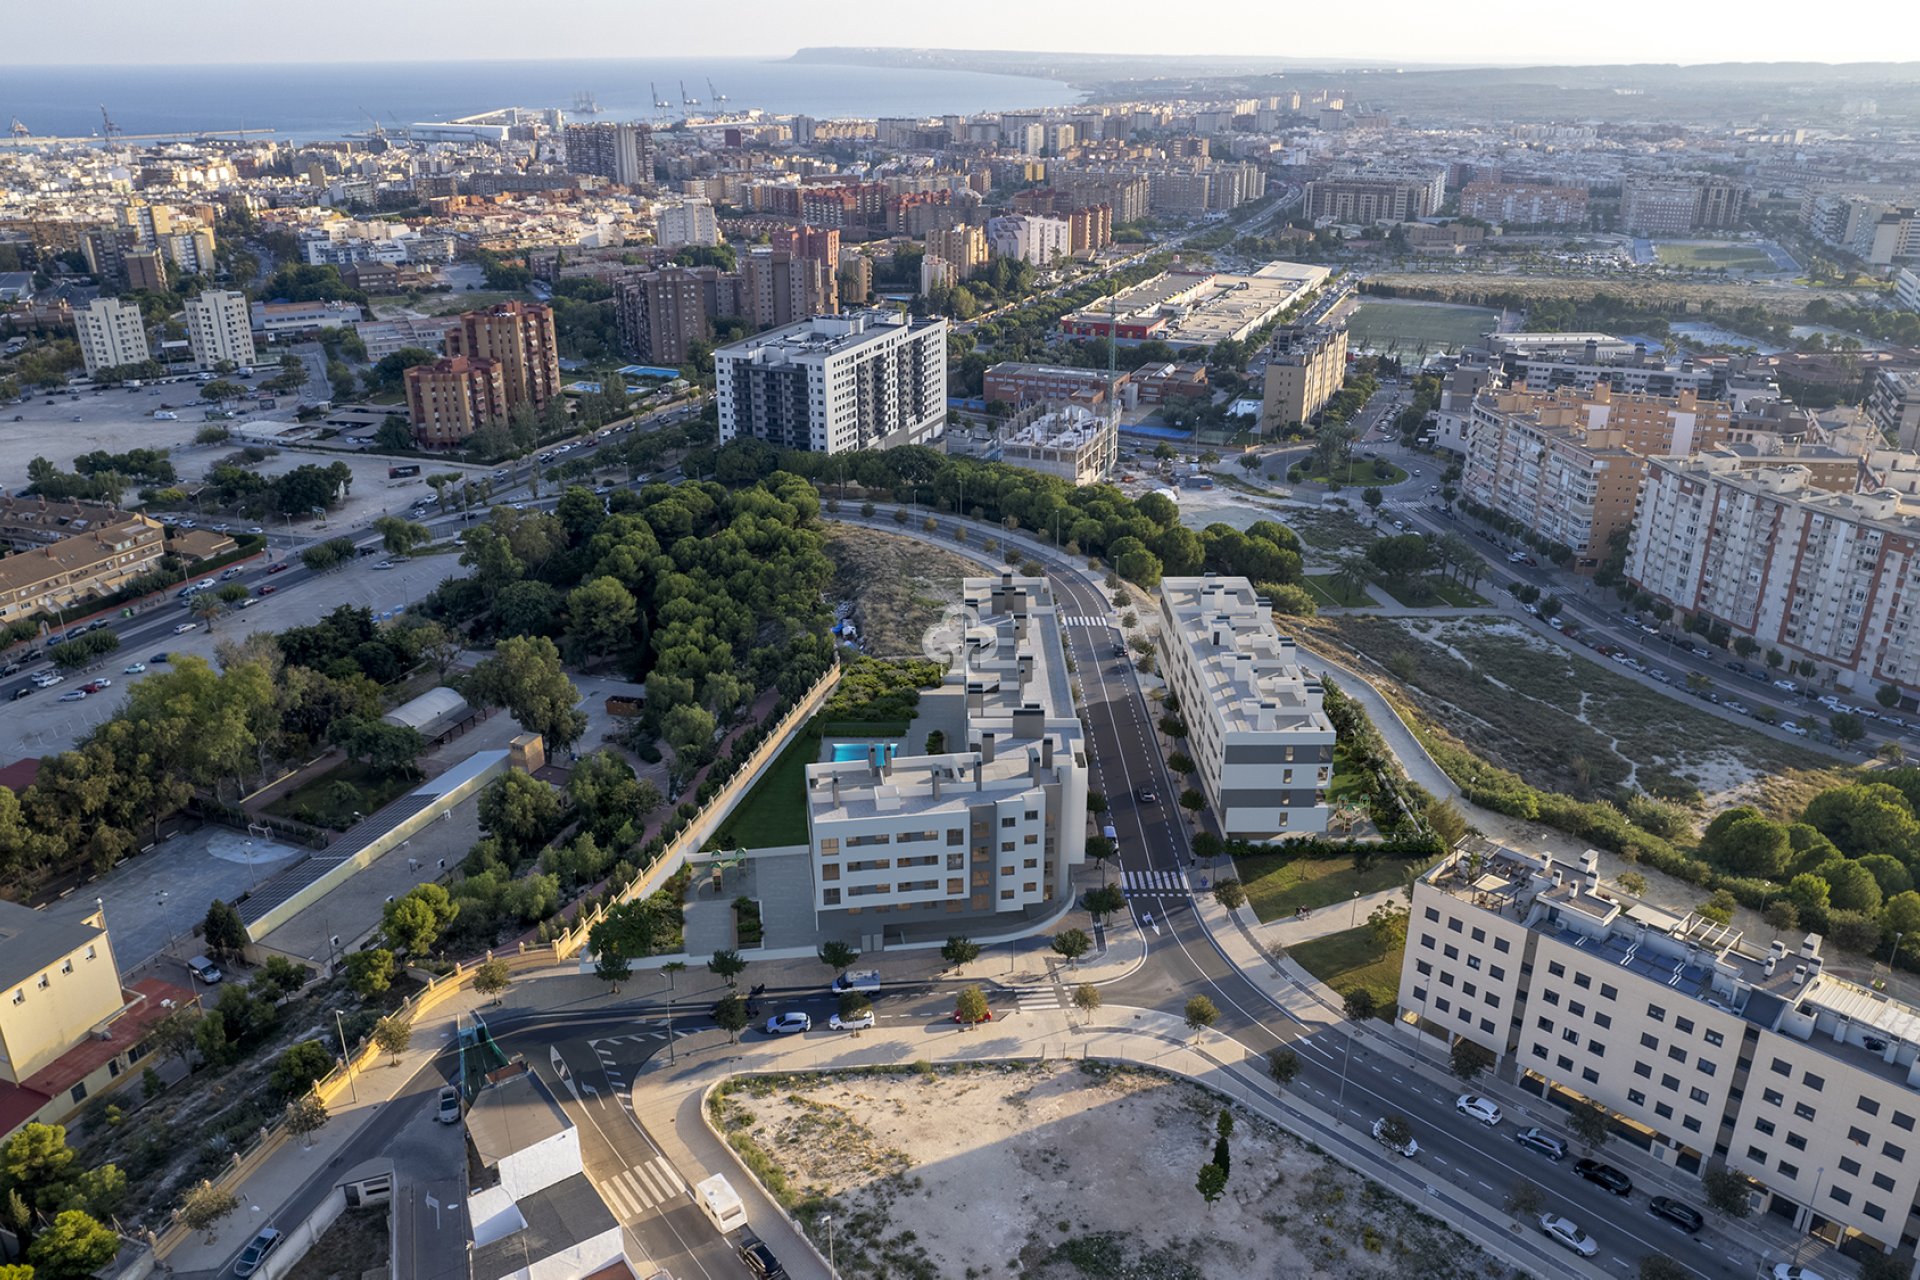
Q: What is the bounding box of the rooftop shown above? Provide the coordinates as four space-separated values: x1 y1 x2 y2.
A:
466 1065 571 1175
717 308 935 365
470 1172 619 1280
0 900 107 990
1160 575 1333 738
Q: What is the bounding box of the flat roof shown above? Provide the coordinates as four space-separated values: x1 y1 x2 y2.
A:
1160 575 1333 738
467 1067 571 1170
470 1172 618 1280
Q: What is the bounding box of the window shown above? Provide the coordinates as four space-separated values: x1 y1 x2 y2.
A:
1532 1044 1549 1061
1435 997 1451 1012
1830 1187 1853 1207
1655 1102 1674 1120
1763 1089 1783 1107
1690 1087 1710 1105
1668 1046 1687 1063
1628 1089 1647 1106
1486 994 1502 1009
1840 1158 1862 1177
1894 1111 1915 1132
1600 983 1617 1000
1443 944 1459 960
1421 934 1436 951
85 945 96 961
1675 1016 1694 1035
1424 907 1440 922
1490 965 1506 981
1494 937 1511 954
1582 1068 1599 1084
1883 1142 1907 1162
1587 1039 1605 1056
1747 1146 1768 1162
9 991 20 1006
1480 1018 1496 1034
1704 1029 1724 1048
1641 1033 1660 1050
1467 955 1482 972
1574 972 1591 989
1849 1126 1871 1146
1697 1060 1717 1077
1662 1073 1681 1091
1778 1160 1800 1179
1548 961 1566 977
1803 1072 1826 1092
1755 1119 1776 1136
1564 1029 1580 1045
35 975 48 990
1634 1061 1653 1079
1463 982 1477 998
1568 1001 1586 1017
59 960 71 975
1873 1173 1895 1192
1770 1058 1792 1077
1858 1097 1882 1117
1793 1103 1817 1121
1537 1016 1555 1032
1648 1004 1666 1022
1786 1132 1807 1151
1557 1054 1574 1071
1416 960 1433 977
1864 1203 1886 1222
1442 972 1456 988
68 1083 86 1104
1682 1117 1702 1133
1542 990 1560 1006
1448 918 1464 934
1471 927 1485 942
1594 1012 1612 1030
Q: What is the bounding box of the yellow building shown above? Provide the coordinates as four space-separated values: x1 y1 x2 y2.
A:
0 504 166 626
1261 324 1349 430
0 901 193 1138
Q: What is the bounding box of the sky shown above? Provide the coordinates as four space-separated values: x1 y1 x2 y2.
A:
26 0 1898 66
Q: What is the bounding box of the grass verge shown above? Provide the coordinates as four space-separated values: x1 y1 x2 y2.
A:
1304 574 1374 608
1289 925 1402 1018
262 759 418 830
722 724 818 848
1234 851 1434 922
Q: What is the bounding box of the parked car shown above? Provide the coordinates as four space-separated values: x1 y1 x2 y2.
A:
124 662 146 674
829 1009 875 1031
1574 1158 1633 1196
1648 1196 1704 1233
437 1085 462 1125
1773 1267 1828 1280
266 562 289 574
832 970 881 994
33 674 64 688
762 1012 811 1035
1370 1116 1419 1157
187 955 224 984
233 1226 281 1277
1455 1094 1501 1126
1538 1214 1598 1258
150 652 170 663
738 1238 788 1280
258 584 277 595
1514 1127 1568 1160
58 689 87 701
174 622 198 634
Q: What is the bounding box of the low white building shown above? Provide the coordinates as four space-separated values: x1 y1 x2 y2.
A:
995 402 1118 487
986 214 1073 266
1898 266 1920 314
1157 575 1334 840
804 573 1088 926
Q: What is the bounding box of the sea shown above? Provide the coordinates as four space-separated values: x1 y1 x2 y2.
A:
4 58 1081 145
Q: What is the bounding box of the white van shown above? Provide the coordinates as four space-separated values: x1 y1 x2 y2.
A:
831 969 881 994
187 955 224 984
694 1174 746 1234
154 410 177 420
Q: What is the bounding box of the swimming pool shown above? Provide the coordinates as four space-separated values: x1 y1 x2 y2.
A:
831 742 896 764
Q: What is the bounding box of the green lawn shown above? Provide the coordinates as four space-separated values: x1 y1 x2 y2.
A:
718 725 819 849
1289 926 1402 1019
1301 459 1409 488
1303 574 1373 608
1234 847 1436 923
1653 242 1775 272
1372 575 1490 609
1347 301 1499 356
1324 745 1367 806
263 759 419 831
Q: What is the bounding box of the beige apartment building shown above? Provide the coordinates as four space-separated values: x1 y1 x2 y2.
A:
803 574 1088 928
446 301 561 414
1462 385 1738 563
1403 843 1920 1262
1260 324 1348 430
1157 575 1333 841
404 355 509 448
925 225 989 280
0 500 166 625
184 289 256 370
72 297 150 374
1626 451 1920 692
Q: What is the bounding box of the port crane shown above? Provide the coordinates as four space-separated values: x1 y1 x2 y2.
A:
98 105 121 145
680 81 700 108
650 82 672 109
707 79 727 105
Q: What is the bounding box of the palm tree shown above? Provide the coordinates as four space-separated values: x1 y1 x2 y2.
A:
189 593 225 632
1330 554 1373 606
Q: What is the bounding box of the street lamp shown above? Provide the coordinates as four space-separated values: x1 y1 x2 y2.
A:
1350 889 1361 928
822 1213 836 1274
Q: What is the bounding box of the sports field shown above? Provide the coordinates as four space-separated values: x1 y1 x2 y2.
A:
1652 242 1775 272
1347 301 1500 356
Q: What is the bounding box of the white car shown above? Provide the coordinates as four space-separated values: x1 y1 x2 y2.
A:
1772 1267 1828 1280
763 1012 811 1035
59 689 88 702
1455 1094 1502 1126
373 561 394 570
1370 1117 1419 1157
173 622 198 634
829 1009 875 1031
33 674 63 688
123 663 146 674
1539 1214 1598 1258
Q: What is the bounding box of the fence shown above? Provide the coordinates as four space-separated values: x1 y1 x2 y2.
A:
548 661 842 961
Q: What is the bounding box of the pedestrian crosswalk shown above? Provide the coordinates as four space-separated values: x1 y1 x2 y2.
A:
1121 868 1190 897
1062 615 1114 628
1010 984 1060 1012
596 1155 688 1220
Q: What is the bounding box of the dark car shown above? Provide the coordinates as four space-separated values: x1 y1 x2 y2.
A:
1648 1196 1704 1233
12 687 32 700
1574 1158 1633 1196
233 1226 281 1276
738 1239 788 1280
150 653 170 663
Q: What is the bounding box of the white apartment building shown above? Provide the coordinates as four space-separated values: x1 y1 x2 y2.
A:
715 309 947 455
1403 842 1920 1262
994 403 1118 487
1868 369 1920 452
1898 267 1920 315
72 298 149 374
184 290 256 370
985 214 1073 266
803 573 1088 927
1157 575 1334 841
654 197 718 249
1627 453 1920 694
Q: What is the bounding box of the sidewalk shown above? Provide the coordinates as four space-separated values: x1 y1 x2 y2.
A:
626 1005 1616 1280
160 964 572 1275
1191 888 1836 1278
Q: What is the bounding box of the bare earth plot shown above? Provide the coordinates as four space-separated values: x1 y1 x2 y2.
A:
823 525 982 659
1312 615 1843 811
708 1062 1517 1280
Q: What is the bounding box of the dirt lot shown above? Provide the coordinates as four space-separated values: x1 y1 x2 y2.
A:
707 1062 1516 1280
1311 615 1843 812
285 1206 389 1280
824 525 983 660
1364 272 1850 316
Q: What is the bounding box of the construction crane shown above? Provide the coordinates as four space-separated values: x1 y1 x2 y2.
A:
98 104 121 145
650 82 671 109
680 80 700 108
360 106 385 140
707 78 727 105
7 118 27 140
